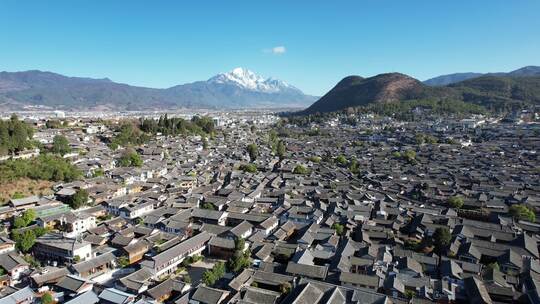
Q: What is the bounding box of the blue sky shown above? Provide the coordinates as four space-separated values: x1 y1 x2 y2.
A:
1 1 539 95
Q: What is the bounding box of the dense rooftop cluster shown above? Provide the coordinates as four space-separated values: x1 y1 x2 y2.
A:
0 111 539 304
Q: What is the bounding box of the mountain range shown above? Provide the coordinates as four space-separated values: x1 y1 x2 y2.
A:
2 66 540 112
303 66 540 114
423 66 540 86
0 68 316 111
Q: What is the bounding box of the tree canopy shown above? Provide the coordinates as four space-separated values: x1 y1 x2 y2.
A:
239 163 257 173
0 114 35 156
0 154 81 183
202 261 226 286
431 227 451 254
52 135 71 155
69 189 89 209
448 196 464 209
293 165 309 175
41 292 54 304
509 204 536 222
13 209 36 228
247 143 258 162
118 149 143 167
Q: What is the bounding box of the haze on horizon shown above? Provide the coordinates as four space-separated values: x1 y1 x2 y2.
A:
1 0 539 95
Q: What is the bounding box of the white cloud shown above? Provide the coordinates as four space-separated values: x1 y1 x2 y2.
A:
264 46 286 55
272 46 286 54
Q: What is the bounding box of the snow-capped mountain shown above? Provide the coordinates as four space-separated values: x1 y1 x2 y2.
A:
0 68 317 110
208 67 300 94
163 67 316 108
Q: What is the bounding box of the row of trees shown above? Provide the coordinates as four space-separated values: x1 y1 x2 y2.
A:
281 98 487 126
140 115 215 136
109 115 216 150
0 114 35 156
268 130 286 159
0 154 81 183
364 99 487 120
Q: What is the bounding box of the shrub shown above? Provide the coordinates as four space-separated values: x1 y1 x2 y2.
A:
336 155 347 165
69 189 89 209
118 149 143 167
293 165 309 175
41 292 54 304
331 223 345 236
509 204 536 222
447 196 464 209
239 163 257 173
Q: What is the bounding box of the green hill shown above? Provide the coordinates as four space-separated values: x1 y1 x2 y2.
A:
302 73 540 114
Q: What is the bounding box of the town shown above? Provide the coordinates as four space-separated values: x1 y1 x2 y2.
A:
0 109 539 304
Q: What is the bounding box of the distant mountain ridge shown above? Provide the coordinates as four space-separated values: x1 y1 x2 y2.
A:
424 66 540 86
0 68 316 111
303 66 540 114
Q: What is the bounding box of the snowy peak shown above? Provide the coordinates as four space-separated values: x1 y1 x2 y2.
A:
208 67 298 94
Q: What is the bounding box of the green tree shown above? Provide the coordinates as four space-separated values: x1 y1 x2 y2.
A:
279 282 292 294
293 165 309 175
349 158 359 174
201 202 216 210
448 196 464 209
331 223 345 236
52 135 71 155
92 169 104 177
41 292 54 304
13 209 36 228
202 270 217 286
117 256 130 268
118 149 143 167
239 163 257 173
23 254 42 268
69 189 89 209
235 238 246 251
404 290 416 299
202 137 208 150
0 154 81 183
22 209 36 226
403 150 417 163
202 261 226 286
182 274 192 284
336 155 347 165
247 143 258 162
432 227 451 254
487 262 500 271
276 140 286 160
509 204 536 222
308 156 321 163
0 115 34 154
13 217 27 229
12 230 36 253
228 250 251 273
